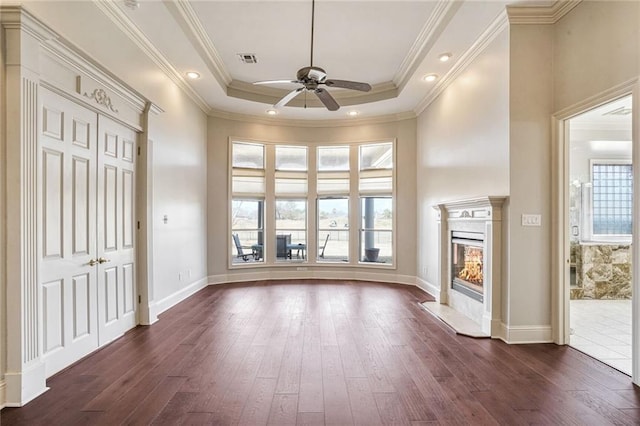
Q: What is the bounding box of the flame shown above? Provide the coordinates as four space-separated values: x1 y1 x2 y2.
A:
458 247 483 284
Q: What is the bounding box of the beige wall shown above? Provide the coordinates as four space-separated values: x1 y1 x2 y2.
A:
553 1 640 113
0 17 5 391
507 24 553 328
416 30 509 293
207 116 417 279
148 90 208 303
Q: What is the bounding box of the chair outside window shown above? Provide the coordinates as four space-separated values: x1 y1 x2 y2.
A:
232 233 260 262
319 233 330 258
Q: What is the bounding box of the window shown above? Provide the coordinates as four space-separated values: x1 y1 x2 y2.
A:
360 197 393 263
275 199 307 261
317 198 349 262
229 139 394 267
591 162 632 236
359 143 393 263
231 200 264 263
231 142 265 263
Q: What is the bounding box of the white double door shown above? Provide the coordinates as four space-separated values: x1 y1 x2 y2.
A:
40 89 137 376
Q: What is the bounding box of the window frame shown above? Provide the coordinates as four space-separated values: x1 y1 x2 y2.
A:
228 137 396 269
586 158 632 242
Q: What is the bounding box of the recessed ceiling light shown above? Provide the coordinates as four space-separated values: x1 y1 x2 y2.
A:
266 109 278 116
347 111 359 117
423 74 438 82
438 53 452 62
186 71 200 79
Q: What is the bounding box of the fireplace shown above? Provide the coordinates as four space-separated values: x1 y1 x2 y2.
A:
451 231 484 302
432 196 506 337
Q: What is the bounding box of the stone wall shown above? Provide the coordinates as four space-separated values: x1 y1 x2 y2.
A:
570 243 632 299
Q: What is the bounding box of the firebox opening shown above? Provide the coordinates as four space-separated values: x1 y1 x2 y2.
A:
451 231 484 302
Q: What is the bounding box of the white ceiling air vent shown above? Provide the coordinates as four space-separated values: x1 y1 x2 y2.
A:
604 106 632 116
237 53 258 64
123 0 139 10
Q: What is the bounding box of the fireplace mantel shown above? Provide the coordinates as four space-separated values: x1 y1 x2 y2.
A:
431 196 507 337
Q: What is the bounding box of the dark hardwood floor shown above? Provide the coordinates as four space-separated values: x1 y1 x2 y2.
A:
3 280 640 425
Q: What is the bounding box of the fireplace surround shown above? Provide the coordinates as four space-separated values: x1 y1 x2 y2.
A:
434 197 507 337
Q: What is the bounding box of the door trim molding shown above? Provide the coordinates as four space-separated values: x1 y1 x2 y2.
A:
551 78 639 383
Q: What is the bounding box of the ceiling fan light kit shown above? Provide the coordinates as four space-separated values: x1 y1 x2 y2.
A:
253 0 371 111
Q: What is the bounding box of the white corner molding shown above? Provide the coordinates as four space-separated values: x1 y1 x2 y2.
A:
507 0 582 25
415 10 509 115
208 271 418 288
91 0 210 113
498 324 553 344
164 0 232 88
148 277 209 320
415 276 440 301
0 380 5 409
208 108 416 128
394 0 461 90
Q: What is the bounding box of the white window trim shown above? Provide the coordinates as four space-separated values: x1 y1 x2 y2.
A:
583 158 632 243
228 137 396 269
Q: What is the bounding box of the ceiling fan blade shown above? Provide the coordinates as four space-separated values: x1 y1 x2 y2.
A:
274 87 304 108
253 79 301 85
314 88 340 111
324 79 372 92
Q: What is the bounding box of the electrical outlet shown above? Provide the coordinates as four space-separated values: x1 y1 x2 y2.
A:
297 267 307 271
178 272 183 282
521 214 541 227
187 269 192 279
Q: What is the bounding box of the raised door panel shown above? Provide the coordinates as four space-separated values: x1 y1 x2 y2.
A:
72 157 90 256
43 279 64 354
43 149 64 259
72 273 91 340
97 115 137 345
40 88 99 377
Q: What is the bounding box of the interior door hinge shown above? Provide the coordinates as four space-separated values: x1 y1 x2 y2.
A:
138 295 141 304
137 146 141 156
137 221 140 230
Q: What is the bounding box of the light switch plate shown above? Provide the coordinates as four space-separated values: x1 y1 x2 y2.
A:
522 214 541 227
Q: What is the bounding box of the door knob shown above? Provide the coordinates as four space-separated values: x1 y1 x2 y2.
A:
88 259 99 266
97 257 110 264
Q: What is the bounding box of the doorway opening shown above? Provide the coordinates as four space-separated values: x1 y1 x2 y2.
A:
567 95 633 375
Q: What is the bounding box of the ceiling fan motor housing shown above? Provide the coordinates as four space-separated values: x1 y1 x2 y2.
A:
297 66 327 84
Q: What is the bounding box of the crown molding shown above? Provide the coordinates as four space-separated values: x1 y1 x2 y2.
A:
208 107 416 128
227 80 399 109
92 0 210 113
0 5 59 42
393 0 461 91
163 0 232 88
507 0 582 25
415 10 508 115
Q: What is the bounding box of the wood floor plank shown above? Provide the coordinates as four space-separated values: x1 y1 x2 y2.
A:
298 321 324 413
238 377 278 426
296 411 325 426
346 377 383 426
2 280 636 426
122 376 186 426
322 345 354 425
267 394 298 425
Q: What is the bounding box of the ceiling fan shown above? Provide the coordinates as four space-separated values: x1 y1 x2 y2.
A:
253 0 372 111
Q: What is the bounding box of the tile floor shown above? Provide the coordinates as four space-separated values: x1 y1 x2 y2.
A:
570 299 632 375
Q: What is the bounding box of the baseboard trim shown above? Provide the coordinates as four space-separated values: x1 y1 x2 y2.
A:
208 271 418 287
497 323 553 344
149 277 209 319
0 379 6 409
415 277 440 300
4 361 48 407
